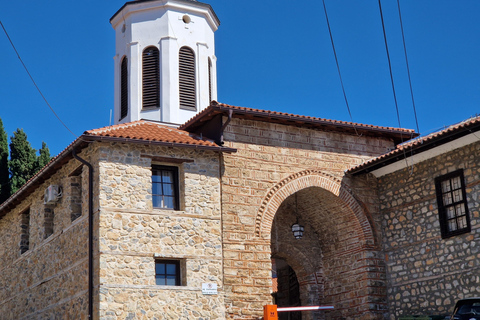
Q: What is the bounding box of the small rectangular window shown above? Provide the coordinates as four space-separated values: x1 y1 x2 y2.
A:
44 207 54 239
155 260 181 286
69 168 83 222
435 169 471 238
20 208 30 254
152 165 179 210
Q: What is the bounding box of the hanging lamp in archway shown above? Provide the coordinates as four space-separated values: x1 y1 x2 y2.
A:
291 193 304 239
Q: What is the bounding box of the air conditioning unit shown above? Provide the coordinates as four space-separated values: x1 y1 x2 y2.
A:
44 185 62 205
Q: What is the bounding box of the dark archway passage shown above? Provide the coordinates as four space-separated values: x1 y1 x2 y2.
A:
270 183 386 319
272 258 302 320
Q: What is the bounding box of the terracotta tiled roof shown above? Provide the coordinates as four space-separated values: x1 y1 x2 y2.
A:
347 115 480 175
0 120 235 218
85 120 221 148
180 101 418 145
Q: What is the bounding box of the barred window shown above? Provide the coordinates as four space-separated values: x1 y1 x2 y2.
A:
179 47 196 110
435 169 471 238
142 46 160 109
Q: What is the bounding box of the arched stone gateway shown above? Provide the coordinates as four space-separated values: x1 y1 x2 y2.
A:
260 170 386 319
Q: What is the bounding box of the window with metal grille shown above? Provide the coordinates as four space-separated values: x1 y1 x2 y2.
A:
142 46 160 109
152 165 179 210
208 57 212 103
179 46 196 110
120 56 128 120
155 260 181 286
435 169 471 238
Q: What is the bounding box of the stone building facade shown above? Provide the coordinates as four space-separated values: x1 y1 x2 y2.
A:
0 121 234 319
0 104 417 319
349 116 480 319
2 0 479 318
1 103 478 320
181 103 415 319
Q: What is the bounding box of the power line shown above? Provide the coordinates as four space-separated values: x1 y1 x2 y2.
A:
377 0 403 130
0 21 78 139
322 0 360 137
377 0 413 172
396 0 420 134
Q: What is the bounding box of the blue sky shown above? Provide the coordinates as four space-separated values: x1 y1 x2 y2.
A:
1 0 479 157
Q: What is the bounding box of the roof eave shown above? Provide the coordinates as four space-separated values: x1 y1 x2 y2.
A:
180 103 418 144
348 120 480 176
0 134 235 218
83 134 237 152
110 0 220 27
0 137 88 218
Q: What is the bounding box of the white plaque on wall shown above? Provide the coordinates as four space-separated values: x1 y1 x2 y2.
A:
202 283 218 295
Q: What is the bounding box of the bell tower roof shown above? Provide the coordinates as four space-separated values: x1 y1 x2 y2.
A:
110 0 220 27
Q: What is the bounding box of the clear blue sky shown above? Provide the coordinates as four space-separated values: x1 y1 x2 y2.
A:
1 0 479 157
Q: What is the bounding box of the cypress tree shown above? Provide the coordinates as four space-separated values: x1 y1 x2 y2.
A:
9 129 37 194
36 141 52 171
0 118 10 203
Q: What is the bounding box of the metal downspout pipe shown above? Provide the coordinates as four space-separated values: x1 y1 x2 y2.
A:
72 149 94 319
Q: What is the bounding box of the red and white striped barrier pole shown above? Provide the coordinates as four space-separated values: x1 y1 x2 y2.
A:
277 306 334 312
264 305 334 319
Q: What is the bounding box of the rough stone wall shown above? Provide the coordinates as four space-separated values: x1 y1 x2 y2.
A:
378 141 480 319
95 142 225 319
0 150 91 319
221 118 395 319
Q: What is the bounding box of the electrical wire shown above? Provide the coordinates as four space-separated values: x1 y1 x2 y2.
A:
377 0 412 172
322 0 360 137
377 0 403 130
0 21 78 139
396 0 420 134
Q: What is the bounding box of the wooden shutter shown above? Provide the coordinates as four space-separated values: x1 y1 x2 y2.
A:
142 46 160 109
120 56 128 119
179 47 196 110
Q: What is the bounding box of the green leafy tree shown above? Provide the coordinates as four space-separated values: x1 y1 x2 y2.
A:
36 141 51 171
0 118 10 203
9 129 37 194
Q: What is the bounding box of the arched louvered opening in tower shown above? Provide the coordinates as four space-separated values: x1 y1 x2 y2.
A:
120 56 128 120
142 46 160 109
208 57 212 104
179 46 196 110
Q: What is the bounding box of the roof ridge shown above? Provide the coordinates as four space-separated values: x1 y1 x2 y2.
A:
181 101 417 134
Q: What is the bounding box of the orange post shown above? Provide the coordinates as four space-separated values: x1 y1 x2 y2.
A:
264 305 278 320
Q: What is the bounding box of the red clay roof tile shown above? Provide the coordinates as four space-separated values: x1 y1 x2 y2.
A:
85 120 219 147
347 115 480 174
181 101 416 133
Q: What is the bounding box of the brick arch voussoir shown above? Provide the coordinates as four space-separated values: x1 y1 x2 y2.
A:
255 170 373 244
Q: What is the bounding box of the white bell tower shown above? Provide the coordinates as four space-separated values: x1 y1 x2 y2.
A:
111 0 219 126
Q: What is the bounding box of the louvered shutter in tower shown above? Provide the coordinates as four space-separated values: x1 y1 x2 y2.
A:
142 46 160 109
179 47 196 110
208 57 212 104
120 56 128 120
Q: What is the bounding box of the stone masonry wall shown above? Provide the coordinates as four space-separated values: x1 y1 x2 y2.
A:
221 118 396 319
0 148 91 319
95 142 225 319
378 141 480 319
